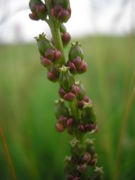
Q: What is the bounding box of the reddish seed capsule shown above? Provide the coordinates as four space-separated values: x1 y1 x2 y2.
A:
47 67 59 82
54 50 61 60
73 56 82 69
59 87 66 98
71 84 80 96
57 9 70 22
40 56 52 67
66 118 73 127
78 124 86 132
57 10 64 20
55 4 63 13
55 123 64 132
78 61 87 73
51 8 56 17
58 115 67 124
67 61 76 73
47 71 54 80
64 92 75 101
45 48 55 60
47 71 57 81
36 4 46 17
78 100 85 109
85 124 93 131
83 95 89 103
62 32 71 45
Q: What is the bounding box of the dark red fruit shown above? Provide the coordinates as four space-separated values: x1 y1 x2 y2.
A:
66 118 73 127
67 61 76 73
59 87 66 98
73 56 82 68
78 61 87 73
62 32 71 45
78 124 86 132
64 92 75 101
40 56 52 67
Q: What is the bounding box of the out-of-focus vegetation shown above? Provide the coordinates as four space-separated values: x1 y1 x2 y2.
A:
0 36 135 180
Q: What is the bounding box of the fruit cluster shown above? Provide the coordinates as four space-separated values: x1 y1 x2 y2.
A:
29 0 47 20
67 42 87 74
50 0 71 22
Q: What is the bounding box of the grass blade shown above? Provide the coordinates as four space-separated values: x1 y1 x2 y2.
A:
113 85 135 180
0 122 16 180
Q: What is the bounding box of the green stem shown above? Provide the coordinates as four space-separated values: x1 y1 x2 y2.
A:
50 20 66 65
69 100 79 121
0 122 16 180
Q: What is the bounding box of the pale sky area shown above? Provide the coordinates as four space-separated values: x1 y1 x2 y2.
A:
0 0 134 43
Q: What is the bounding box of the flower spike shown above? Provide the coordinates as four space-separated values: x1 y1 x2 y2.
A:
29 0 103 179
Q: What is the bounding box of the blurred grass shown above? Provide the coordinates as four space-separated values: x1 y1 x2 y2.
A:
0 35 135 180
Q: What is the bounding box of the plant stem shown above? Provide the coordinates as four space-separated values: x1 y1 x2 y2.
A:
0 122 16 180
50 20 66 65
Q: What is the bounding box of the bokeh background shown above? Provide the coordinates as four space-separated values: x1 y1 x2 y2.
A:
0 0 135 179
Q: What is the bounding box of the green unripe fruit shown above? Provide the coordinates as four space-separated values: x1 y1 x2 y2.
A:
55 99 69 119
78 82 86 100
35 33 54 56
47 66 59 82
36 4 47 20
59 66 74 92
55 0 70 9
69 42 84 61
29 0 47 20
29 0 41 12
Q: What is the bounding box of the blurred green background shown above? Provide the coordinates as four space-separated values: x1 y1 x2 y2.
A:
0 35 135 180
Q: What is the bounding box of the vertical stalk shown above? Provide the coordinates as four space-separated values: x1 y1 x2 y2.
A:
0 122 16 180
49 21 66 64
